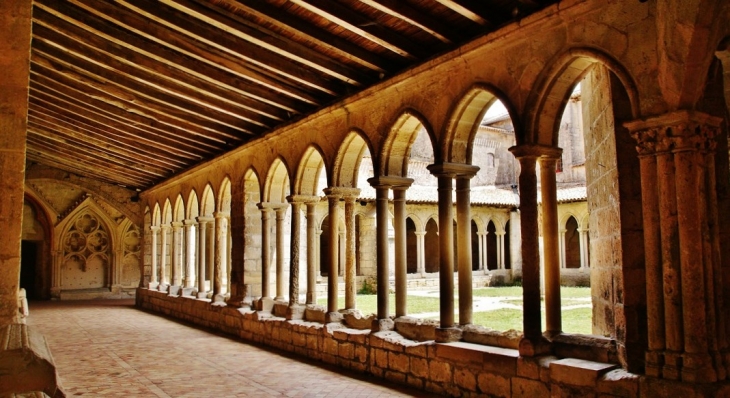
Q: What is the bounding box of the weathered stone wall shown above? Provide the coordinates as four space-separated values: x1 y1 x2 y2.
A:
136 288 730 397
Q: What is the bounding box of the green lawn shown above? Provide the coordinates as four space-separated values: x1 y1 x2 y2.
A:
319 286 593 335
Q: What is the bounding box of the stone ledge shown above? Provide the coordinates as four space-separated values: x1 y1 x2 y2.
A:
550 357 617 387
437 341 520 376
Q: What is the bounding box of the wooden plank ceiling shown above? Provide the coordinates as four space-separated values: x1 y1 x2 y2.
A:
27 0 555 191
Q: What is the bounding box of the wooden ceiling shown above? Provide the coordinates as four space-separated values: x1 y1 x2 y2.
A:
26 0 555 191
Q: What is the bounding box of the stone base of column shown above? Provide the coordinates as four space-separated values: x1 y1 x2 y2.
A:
325 311 344 324
157 283 169 293
147 282 159 290
255 297 275 312
518 337 551 357
681 353 717 383
371 318 394 332
212 294 227 306
286 304 305 320
196 291 209 299
168 285 181 296
645 350 664 378
340 309 375 330
435 327 462 343
226 295 251 309
181 287 196 297
662 351 682 380
274 296 285 302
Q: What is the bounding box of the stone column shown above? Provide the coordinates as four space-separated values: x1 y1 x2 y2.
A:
305 201 318 305
206 220 215 295
627 110 727 382
509 145 548 355
196 217 211 298
274 206 287 301
539 153 562 335
286 196 308 320
323 189 342 322
476 232 485 271
392 182 412 318
414 231 426 274
213 212 229 300
455 168 478 326
148 226 160 288
158 225 171 289
171 221 183 288
258 204 273 299
497 232 506 269
578 228 588 269
342 189 361 310
183 220 197 289
0 0 32 327
367 178 392 329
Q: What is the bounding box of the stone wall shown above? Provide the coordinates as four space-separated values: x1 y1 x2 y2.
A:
136 288 730 397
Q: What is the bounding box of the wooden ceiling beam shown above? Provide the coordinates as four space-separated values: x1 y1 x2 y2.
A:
218 0 396 72
358 0 458 44
28 90 214 160
31 49 259 140
26 139 151 188
27 100 193 167
27 124 169 179
35 0 318 114
432 0 490 25
288 0 429 59
25 152 148 189
159 0 375 85
28 111 178 172
80 0 348 95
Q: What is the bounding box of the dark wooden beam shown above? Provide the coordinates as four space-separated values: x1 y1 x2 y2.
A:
358 0 458 44
289 0 430 59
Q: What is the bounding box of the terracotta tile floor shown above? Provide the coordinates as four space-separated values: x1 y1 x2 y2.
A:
27 300 436 398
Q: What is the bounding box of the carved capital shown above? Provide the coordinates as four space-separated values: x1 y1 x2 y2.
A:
625 110 722 156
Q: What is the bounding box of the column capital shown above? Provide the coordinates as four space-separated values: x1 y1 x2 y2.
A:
414 231 426 237
324 186 362 198
160 224 171 231
171 221 184 228
214 211 230 219
150 225 160 232
196 215 214 223
625 110 722 155
427 162 479 178
257 202 286 211
286 194 320 204
508 144 562 160
367 176 413 189
183 219 197 226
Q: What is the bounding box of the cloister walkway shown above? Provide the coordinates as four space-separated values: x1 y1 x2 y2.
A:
27 300 435 397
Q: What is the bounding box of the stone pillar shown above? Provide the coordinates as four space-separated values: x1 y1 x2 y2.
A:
0 0 32 328
476 232 485 271
509 145 548 355
578 229 588 269
196 217 211 298
392 183 412 318
274 206 287 301
183 220 196 288
367 178 392 328
539 154 562 335
258 205 272 299
323 189 341 321
497 232 506 269
305 201 318 305
455 168 478 326
158 225 171 289
414 231 426 274
206 220 215 294
171 221 183 288
559 228 567 269
148 226 160 288
627 110 727 382
286 196 307 320
213 212 229 299
342 190 361 310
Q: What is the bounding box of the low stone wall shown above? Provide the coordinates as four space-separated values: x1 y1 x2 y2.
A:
136 288 730 397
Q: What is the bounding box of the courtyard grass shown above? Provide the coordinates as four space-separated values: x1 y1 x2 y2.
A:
319 286 594 335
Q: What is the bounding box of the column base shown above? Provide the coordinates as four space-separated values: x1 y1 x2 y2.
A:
212 294 227 306
196 291 210 299
147 282 159 290
286 304 305 320
435 327 462 343
662 351 682 380
645 350 665 378
168 285 181 296
371 318 394 332
325 311 344 324
681 352 717 383
181 287 196 297
255 297 275 312
518 336 552 357
157 283 170 293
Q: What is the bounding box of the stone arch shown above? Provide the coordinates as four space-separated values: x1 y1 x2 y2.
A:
295 145 327 196
525 48 640 146
442 84 521 164
564 216 581 269
333 130 375 188
218 176 232 213
141 206 152 287
162 199 173 224
187 189 200 219
486 220 498 271
21 193 54 300
381 109 436 177
201 184 216 217
424 217 439 273
120 219 142 287
243 168 263 297
264 157 291 203
173 194 185 222
152 202 162 226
